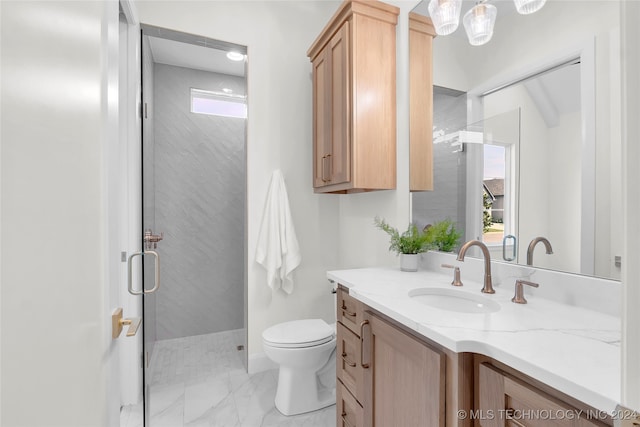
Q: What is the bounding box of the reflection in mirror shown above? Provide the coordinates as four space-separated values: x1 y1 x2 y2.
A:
413 105 521 265
410 0 622 281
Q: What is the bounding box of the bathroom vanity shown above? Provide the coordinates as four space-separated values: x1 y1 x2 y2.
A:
331 258 620 427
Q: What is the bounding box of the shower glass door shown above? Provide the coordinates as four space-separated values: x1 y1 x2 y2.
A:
140 25 248 427
141 28 159 426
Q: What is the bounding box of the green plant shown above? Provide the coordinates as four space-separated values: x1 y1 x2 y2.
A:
374 217 430 255
424 219 462 253
483 192 493 233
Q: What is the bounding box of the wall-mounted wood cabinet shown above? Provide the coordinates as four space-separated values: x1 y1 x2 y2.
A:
307 0 399 194
409 12 436 192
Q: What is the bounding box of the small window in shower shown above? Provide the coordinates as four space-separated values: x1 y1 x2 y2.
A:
190 88 247 119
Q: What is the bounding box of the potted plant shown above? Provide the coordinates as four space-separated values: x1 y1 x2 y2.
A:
374 217 430 272
423 219 462 253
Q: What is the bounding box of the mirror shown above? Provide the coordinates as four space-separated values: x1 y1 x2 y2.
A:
410 0 622 281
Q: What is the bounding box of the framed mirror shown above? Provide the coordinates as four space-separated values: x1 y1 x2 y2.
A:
410 0 622 281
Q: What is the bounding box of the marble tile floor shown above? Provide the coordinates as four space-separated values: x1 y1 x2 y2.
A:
120 329 335 427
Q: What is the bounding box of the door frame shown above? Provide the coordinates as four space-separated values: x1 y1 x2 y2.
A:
118 0 144 408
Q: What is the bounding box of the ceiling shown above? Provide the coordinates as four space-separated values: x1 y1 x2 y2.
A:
148 36 246 77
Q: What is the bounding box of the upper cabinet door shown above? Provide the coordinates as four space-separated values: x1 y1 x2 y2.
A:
307 0 399 194
409 13 436 192
329 21 351 186
312 22 350 189
312 48 331 188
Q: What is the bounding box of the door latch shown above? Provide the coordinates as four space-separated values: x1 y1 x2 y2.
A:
144 229 163 250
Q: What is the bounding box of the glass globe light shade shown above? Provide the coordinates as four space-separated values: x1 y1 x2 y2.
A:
463 3 497 46
513 0 546 15
428 0 462 36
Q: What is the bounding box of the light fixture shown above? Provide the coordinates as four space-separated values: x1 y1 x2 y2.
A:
226 51 244 62
222 88 233 94
430 0 545 46
428 0 462 35
463 3 497 46
513 0 546 15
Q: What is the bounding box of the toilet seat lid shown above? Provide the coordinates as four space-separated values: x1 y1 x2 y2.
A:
263 319 334 348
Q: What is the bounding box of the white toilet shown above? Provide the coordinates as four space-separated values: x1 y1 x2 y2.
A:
262 300 337 416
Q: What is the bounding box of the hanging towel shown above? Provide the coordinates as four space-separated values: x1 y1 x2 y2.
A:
255 170 301 294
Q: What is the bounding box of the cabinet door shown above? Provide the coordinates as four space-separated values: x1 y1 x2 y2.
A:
328 20 350 186
312 47 331 188
363 311 445 427
409 13 436 192
478 363 607 427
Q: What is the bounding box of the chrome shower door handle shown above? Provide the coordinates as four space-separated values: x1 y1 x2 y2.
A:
127 251 161 295
503 234 517 262
143 250 160 294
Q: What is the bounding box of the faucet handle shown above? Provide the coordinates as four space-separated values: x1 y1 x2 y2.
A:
512 279 539 304
441 264 463 287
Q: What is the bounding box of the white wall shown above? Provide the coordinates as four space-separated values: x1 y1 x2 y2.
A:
547 111 582 273
0 0 119 424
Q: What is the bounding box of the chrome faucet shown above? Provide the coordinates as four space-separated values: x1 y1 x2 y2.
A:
526 237 553 266
457 240 495 294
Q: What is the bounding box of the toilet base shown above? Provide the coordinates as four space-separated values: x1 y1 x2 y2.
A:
274 366 336 416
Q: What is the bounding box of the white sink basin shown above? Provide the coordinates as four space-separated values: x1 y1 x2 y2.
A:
408 288 501 314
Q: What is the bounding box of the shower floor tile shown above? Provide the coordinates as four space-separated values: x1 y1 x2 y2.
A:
120 329 335 427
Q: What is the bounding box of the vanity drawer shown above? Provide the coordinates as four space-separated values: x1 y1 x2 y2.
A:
478 363 608 427
337 321 365 403
337 287 363 335
337 380 364 427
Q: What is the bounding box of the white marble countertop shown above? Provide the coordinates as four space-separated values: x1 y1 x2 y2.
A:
327 267 621 414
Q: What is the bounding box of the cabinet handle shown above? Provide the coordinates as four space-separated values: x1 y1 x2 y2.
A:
321 155 331 183
341 304 356 317
321 156 326 182
341 352 356 367
359 320 370 369
505 409 527 427
341 412 355 427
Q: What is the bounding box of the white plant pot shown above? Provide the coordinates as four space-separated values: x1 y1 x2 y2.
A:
400 253 419 272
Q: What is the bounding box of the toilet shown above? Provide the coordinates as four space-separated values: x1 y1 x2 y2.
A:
262 295 337 416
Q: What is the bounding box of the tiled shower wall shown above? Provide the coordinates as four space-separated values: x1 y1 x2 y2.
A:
153 63 246 340
412 88 467 234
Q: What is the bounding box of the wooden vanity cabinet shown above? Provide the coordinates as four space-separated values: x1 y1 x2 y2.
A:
307 0 399 194
476 360 611 427
336 286 448 426
335 286 613 427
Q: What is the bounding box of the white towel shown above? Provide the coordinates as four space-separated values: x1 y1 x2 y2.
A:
255 170 301 294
